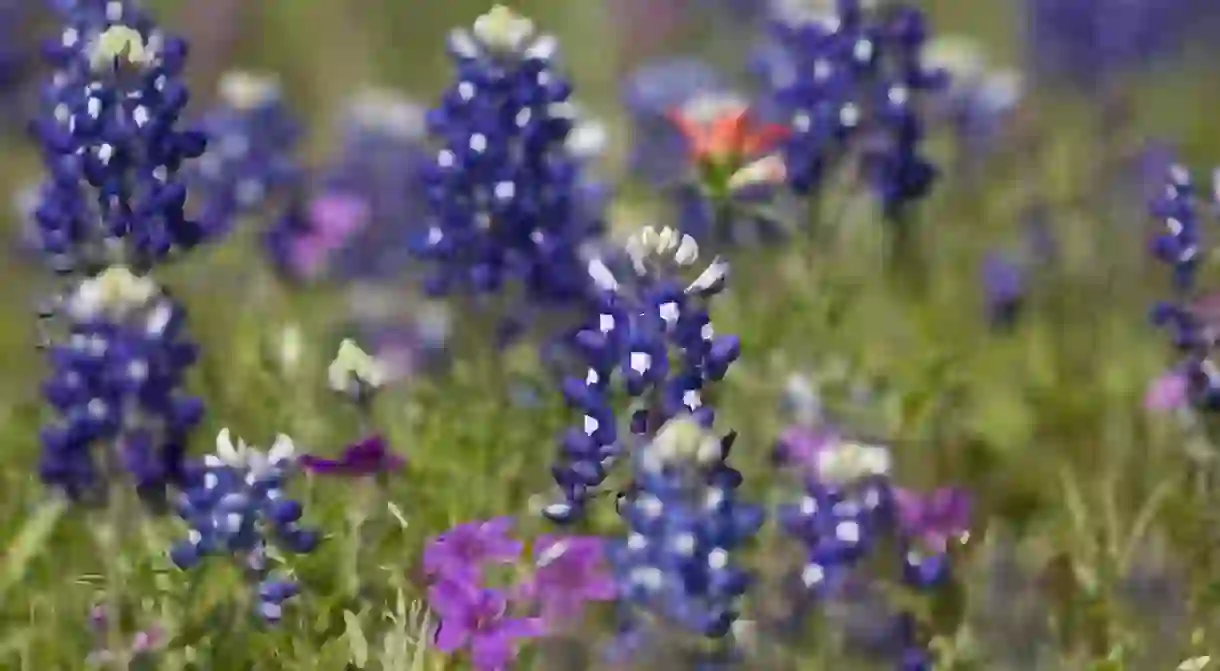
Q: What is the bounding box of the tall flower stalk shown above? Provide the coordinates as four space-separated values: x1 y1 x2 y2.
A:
29 1 211 659
412 6 604 313
541 226 740 524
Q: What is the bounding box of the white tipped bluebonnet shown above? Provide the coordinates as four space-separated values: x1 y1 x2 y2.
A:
39 266 203 505
606 416 763 664
543 227 739 524
170 430 319 623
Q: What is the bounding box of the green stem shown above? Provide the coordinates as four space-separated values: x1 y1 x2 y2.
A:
96 442 134 670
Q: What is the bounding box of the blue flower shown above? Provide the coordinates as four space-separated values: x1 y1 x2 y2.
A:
412 6 603 304
759 1 948 217
981 251 1025 329
608 416 763 655
39 267 203 504
170 430 320 623
186 70 303 238
312 89 430 281
775 436 957 665
30 3 208 272
1022 0 1203 90
543 227 739 524
1147 164 1220 409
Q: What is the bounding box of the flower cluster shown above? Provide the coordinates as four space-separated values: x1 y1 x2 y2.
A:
1148 164 1220 408
542 226 740 523
1022 0 1202 91
31 1 208 272
621 58 796 249
607 417 763 662
30 3 213 508
423 518 614 669
305 89 430 281
39 266 203 504
412 5 604 303
775 436 969 668
186 70 303 237
759 0 949 217
170 430 320 622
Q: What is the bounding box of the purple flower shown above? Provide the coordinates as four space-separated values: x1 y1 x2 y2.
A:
424 518 523 582
982 252 1025 329
893 487 971 553
299 434 404 477
518 535 616 627
1145 371 1188 412
428 581 544 671
285 192 371 279
773 425 836 470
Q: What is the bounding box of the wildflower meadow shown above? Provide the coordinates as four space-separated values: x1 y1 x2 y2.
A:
4 0 1220 669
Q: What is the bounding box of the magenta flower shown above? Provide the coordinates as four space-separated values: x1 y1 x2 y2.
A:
424 518 523 582
893 487 972 553
428 581 544 670
299 435 404 476
288 192 370 277
1145 370 1188 412
517 535 616 627
772 425 836 470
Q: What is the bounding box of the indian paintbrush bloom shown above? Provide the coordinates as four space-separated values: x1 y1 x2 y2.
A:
541 226 740 523
412 5 603 304
169 430 320 622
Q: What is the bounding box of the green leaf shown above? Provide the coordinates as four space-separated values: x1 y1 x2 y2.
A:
343 609 368 668
0 499 65 600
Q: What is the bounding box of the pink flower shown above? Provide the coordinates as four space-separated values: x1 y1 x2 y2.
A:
288 192 370 277
773 425 836 470
1145 371 1187 412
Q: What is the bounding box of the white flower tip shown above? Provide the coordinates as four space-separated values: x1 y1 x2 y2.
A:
90 25 152 71
472 5 535 53
727 155 787 192
268 434 296 463
218 70 282 110
685 257 729 294
328 338 385 392
216 428 244 466
1180 657 1211 671
346 88 426 139
587 257 619 291
923 35 988 85
673 234 699 266
566 118 607 158
71 265 159 321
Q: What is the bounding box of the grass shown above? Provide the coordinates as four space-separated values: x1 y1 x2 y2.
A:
4 0 1220 669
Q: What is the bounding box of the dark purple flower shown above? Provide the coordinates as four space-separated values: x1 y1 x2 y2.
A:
893 487 971 553
424 518 523 582
518 535 616 627
428 581 545 671
299 434 403 477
